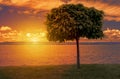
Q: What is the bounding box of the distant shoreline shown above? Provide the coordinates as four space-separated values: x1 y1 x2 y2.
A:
0 42 120 45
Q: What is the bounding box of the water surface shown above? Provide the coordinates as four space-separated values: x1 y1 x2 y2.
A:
0 43 120 66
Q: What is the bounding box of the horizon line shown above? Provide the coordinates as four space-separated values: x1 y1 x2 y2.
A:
0 41 120 45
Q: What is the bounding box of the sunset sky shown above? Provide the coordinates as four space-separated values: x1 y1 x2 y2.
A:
0 0 120 42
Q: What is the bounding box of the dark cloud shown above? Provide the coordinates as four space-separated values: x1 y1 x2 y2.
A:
101 0 120 5
103 21 120 30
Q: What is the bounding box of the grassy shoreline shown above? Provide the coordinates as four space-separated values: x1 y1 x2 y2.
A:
0 64 120 79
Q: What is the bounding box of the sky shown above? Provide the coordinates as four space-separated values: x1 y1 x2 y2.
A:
0 0 120 42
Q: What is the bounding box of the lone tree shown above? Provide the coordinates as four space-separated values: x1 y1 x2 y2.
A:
46 4 104 68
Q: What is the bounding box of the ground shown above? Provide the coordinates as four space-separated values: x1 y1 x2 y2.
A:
0 64 120 79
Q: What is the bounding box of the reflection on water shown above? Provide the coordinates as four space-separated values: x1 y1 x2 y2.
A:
0 44 120 66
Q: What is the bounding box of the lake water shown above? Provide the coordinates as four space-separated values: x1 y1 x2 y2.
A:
0 42 120 66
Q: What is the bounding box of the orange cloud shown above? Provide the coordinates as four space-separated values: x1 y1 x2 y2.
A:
0 26 22 42
104 16 120 22
20 10 31 14
0 0 63 10
0 26 12 31
11 0 29 4
104 28 120 41
24 0 63 10
69 0 120 21
0 0 120 21
0 0 29 5
72 0 120 15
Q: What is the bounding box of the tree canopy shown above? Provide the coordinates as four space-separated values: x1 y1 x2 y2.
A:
46 4 104 42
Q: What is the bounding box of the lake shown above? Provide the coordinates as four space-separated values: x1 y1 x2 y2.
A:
0 42 120 66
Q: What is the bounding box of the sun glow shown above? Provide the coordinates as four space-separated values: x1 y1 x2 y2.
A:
26 32 46 42
30 37 39 42
0 26 48 42
26 33 31 37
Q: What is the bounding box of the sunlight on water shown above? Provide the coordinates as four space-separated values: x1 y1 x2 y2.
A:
0 44 120 66
0 45 76 66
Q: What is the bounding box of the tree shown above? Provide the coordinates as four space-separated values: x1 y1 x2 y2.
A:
46 4 104 68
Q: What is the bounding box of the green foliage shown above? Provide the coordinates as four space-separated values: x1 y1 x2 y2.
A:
46 4 104 42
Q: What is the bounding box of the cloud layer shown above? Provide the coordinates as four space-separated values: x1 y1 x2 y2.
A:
0 26 120 42
0 26 22 42
0 26 47 42
71 0 120 22
0 26 12 31
0 0 120 42
0 0 120 22
104 28 120 41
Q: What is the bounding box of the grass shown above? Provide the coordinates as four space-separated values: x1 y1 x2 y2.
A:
0 64 120 79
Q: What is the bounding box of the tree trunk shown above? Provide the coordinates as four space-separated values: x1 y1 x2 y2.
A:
76 37 80 68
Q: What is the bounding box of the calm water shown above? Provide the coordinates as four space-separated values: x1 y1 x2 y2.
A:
0 43 120 66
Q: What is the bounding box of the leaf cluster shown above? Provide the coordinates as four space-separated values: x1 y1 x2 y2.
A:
46 4 104 42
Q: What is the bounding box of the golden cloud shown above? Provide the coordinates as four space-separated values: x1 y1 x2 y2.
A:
1 26 120 42
0 26 22 42
0 26 12 31
0 26 47 42
104 28 120 41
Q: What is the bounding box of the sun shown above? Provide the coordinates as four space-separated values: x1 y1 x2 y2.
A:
30 37 39 42
25 32 46 42
26 33 31 37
